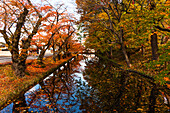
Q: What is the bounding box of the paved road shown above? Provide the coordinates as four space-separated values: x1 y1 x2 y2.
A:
0 50 52 63
0 56 12 63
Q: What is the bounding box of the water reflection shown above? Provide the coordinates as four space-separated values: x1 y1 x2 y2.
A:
1 54 170 112
14 55 85 113
76 56 170 112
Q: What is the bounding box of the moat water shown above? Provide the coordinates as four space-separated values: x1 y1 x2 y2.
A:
1 54 170 113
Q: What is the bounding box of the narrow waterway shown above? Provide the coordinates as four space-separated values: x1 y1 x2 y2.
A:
1 54 170 113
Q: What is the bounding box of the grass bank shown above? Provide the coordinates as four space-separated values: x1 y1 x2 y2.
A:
0 54 77 110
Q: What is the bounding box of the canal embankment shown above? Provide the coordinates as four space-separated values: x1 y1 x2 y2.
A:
0 54 78 110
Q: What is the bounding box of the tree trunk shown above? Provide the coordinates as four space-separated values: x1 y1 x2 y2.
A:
120 27 131 67
12 59 26 77
121 44 131 67
52 43 56 62
37 37 53 63
151 33 158 60
12 62 26 77
141 45 145 56
37 49 46 64
11 48 27 77
57 46 62 60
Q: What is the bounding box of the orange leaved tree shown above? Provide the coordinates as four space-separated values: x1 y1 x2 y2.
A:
32 5 77 63
0 0 55 77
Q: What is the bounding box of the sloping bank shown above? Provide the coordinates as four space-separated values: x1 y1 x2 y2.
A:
96 54 170 93
0 54 77 110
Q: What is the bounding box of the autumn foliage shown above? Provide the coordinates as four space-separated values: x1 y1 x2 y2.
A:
0 0 82 77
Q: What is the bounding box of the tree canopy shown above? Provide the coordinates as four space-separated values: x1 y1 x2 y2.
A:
76 0 170 84
0 0 81 77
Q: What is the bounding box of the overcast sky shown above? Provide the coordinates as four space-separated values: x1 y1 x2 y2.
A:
31 0 78 17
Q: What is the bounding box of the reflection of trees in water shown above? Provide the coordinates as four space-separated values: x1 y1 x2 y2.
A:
13 56 84 112
10 55 170 112
76 57 169 112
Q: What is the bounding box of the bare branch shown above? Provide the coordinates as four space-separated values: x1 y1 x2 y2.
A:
8 23 15 37
155 26 170 32
13 7 28 42
2 1 17 15
27 0 42 18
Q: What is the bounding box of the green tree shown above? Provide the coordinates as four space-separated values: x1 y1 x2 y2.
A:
76 0 136 67
76 0 170 84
